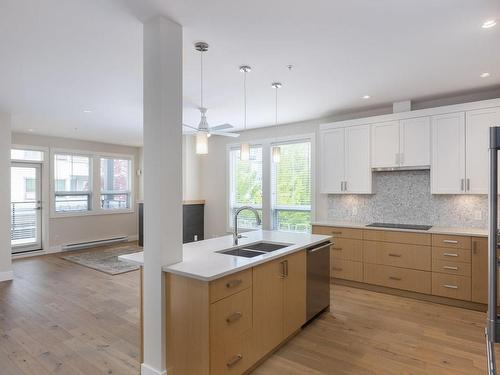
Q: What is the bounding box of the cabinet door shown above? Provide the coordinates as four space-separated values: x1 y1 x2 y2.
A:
471 237 488 304
466 108 500 194
283 250 306 338
345 125 372 193
252 257 284 360
400 117 430 167
320 128 345 193
371 121 400 168
431 112 466 194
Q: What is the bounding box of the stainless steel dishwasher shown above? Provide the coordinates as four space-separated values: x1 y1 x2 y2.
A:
306 241 331 322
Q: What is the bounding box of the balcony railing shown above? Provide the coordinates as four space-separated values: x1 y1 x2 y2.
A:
11 201 37 245
272 205 311 233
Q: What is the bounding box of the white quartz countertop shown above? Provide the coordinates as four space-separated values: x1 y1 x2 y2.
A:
312 220 488 237
119 230 331 281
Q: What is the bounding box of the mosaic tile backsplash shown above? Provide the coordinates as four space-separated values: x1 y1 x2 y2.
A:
327 170 489 228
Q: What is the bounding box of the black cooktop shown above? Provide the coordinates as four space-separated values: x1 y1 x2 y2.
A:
366 223 433 231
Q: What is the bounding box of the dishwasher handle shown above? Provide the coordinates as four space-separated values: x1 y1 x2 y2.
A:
307 241 331 253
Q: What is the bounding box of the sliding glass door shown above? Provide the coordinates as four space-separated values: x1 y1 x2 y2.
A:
11 162 42 253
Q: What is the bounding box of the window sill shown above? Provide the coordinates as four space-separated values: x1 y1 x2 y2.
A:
50 209 135 219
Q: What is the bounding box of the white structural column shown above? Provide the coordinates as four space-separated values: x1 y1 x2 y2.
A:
0 113 12 282
142 16 183 375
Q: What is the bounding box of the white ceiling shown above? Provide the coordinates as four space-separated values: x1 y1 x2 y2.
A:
1 0 499 146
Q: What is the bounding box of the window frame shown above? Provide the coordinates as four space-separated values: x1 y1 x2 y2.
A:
226 133 315 233
50 148 135 218
99 157 133 211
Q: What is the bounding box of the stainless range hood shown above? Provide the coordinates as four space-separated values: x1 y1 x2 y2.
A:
372 165 430 172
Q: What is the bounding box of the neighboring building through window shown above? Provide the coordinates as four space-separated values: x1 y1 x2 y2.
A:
100 158 131 210
228 146 263 229
54 154 91 213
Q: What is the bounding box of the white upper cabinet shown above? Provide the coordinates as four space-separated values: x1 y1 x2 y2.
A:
431 112 466 194
371 117 430 168
320 128 345 193
345 125 372 193
371 121 399 168
465 107 500 194
400 117 430 167
320 125 371 194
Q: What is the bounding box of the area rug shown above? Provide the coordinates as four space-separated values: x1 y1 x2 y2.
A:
60 244 140 275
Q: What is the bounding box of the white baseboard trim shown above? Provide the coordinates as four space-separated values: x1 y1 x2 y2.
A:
141 363 167 375
0 270 14 282
128 234 139 242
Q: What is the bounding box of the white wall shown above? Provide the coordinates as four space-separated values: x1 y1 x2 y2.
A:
11 132 141 250
0 113 12 281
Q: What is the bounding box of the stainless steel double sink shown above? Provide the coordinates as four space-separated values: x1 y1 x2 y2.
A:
217 241 292 258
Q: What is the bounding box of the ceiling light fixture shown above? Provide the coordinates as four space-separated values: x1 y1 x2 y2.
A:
83 110 93 113
195 42 209 155
239 65 252 161
271 82 283 163
28 128 34 132
362 95 371 99
480 72 491 78
482 19 497 29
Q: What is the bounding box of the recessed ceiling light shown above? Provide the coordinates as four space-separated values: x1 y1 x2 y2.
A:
28 128 34 132
83 109 93 113
482 19 497 29
362 95 371 99
480 72 491 78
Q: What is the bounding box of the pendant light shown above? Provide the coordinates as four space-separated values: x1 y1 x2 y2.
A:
195 42 209 155
271 82 282 163
239 65 251 161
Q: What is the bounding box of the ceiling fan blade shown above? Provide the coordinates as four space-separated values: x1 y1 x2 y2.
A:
183 124 199 131
210 131 240 138
210 123 233 131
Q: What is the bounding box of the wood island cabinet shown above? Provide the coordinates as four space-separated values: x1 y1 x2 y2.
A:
164 249 307 375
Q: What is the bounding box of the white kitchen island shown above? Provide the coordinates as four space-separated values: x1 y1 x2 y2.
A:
120 230 331 375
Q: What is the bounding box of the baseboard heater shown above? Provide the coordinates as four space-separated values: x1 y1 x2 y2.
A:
61 236 128 251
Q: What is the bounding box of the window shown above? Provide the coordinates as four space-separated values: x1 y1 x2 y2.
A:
100 158 131 210
271 141 312 233
228 146 263 229
11 149 44 161
54 154 91 213
24 177 35 200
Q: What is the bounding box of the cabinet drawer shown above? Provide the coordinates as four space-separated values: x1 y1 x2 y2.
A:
363 263 431 294
331 238 363 261
313 225 363 240
363 241 431 271
432 247 471 263
331 259 363 282
210 269 252 303
432 234 471 249
210 288 252 339
432 273 471 301
210 330 252 375
432 259 471 277
363 230 431 246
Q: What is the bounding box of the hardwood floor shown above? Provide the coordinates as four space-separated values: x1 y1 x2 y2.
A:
1 247 498 374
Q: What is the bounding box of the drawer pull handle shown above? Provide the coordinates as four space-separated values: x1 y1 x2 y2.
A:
389 276 402 281
332 267 343 271
443 266 458 271
332 248 343 251
443 284 458 289
226 279 243 289
443 240 459 244
226 354 243 368
443 253 459 257
331 231 343 235
226 312 242 324
388 253 402 257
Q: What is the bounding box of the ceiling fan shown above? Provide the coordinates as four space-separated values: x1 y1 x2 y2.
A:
183 42 240 142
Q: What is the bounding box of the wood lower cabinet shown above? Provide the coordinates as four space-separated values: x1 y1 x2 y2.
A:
332 259 363 282
253 250 306 359
471 237 488 304
364 263 431 294
164 249 308 375
363 241 431 271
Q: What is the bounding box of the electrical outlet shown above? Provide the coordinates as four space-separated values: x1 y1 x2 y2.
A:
352 207 358 215
474 210 482 220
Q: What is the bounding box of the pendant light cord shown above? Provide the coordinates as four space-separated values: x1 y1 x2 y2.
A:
244 70 247 131
200 50 204 109
275 85 278 128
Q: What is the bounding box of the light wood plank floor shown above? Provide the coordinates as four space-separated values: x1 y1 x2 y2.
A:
1 247 498 374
